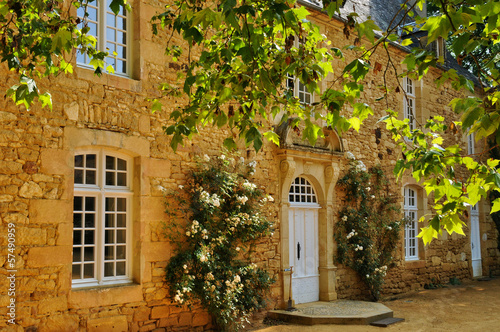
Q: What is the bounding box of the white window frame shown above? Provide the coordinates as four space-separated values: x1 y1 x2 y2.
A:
286 37 314 106
404 186 419 261
467 131 475 155
72 148 133 288
403 77 416 131
77 0 131 77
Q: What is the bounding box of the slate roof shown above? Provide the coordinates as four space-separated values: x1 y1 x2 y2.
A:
298 0 480 87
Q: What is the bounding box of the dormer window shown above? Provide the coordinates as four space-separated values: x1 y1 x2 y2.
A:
428 37 446 58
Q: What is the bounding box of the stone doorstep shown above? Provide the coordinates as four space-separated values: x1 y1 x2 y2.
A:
267 300 394 326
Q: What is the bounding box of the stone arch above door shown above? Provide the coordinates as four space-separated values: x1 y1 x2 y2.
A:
276 119 344 154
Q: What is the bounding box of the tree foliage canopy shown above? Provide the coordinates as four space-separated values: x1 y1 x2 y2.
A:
2 0 500 241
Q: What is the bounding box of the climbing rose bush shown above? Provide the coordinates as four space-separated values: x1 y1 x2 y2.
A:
164 153 274 331
335 154 403 300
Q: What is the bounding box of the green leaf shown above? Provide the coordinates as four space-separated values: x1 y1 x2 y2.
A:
418 225 439 245
263 131 280 146
491 198 500 214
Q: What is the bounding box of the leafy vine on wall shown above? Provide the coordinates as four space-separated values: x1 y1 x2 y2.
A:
335 153 404 300
163 153 275 331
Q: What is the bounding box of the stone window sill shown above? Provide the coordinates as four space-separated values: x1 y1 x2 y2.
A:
405 260 426 269
68 283 143 309
75 67 142 93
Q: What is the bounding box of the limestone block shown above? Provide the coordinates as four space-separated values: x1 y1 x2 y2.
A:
178 312 192 326
151 305 170 319
57 222 73 246
64 102 79 121
40 148 72 176
38 296 68 315
19 181 43 198
4 213 28 224
142 241 172 262
138 115 150 134
29 199 72 224
27 246 72 267
64 127 150 157
133 307 151 322
192 312 211 327
140 196 168 221
159 317 178 327
0 194 14 202
0 111 16 122
68 284 143 309
17 227 47 246
143 158 171 178
0 161 22 174
431 256 441 266
39 314 79 332
87 316 128 332
18 148 39 162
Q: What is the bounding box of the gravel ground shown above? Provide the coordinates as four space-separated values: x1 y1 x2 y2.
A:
255 277 500 332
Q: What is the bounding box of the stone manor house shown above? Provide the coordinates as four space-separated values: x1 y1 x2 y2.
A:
1 0 499 330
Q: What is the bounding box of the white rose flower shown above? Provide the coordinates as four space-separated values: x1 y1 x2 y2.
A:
178 185 184 190
203 154 210 162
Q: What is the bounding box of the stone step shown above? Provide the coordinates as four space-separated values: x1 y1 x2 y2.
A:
267 300 394 325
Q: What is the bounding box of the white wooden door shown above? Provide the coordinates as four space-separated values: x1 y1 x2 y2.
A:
289 207 319 304
470 204 482 277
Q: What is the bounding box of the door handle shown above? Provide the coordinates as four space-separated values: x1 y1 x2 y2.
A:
297 242 301 260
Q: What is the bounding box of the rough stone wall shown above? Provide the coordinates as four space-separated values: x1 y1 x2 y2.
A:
0 1 499 331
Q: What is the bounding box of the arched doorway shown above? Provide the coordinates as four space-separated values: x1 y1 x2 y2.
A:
288 177 320 304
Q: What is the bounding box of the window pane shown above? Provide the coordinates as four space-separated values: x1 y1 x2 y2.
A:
85 197 95 211
75 155 84 167
116 47 126 60
117 60 126 74
85 214 95 228
106 156 115 169
117 31 126 44
105 246 114 260
74 169 83 184
116 246 126 259
107 27 116 43
117 230 126 243
106 197 115 211
107 13 116 28
73 247 82 262
105 214 114 227
74 213 82 228
105 262 114 277
74 196 83 211
116 214 126 227
86 170 96 184
117 17 126 30
84 230 95 245
72 265 81 279
117 172 126 186
86 154 96 168
84 264 94 279
73 230 82 245
84 247 94 262
89 22 98 37
105 230 115 244
117 158 126 171
116 262 126 276
88 7 98 22
106 171 115 185
117 198 126 212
